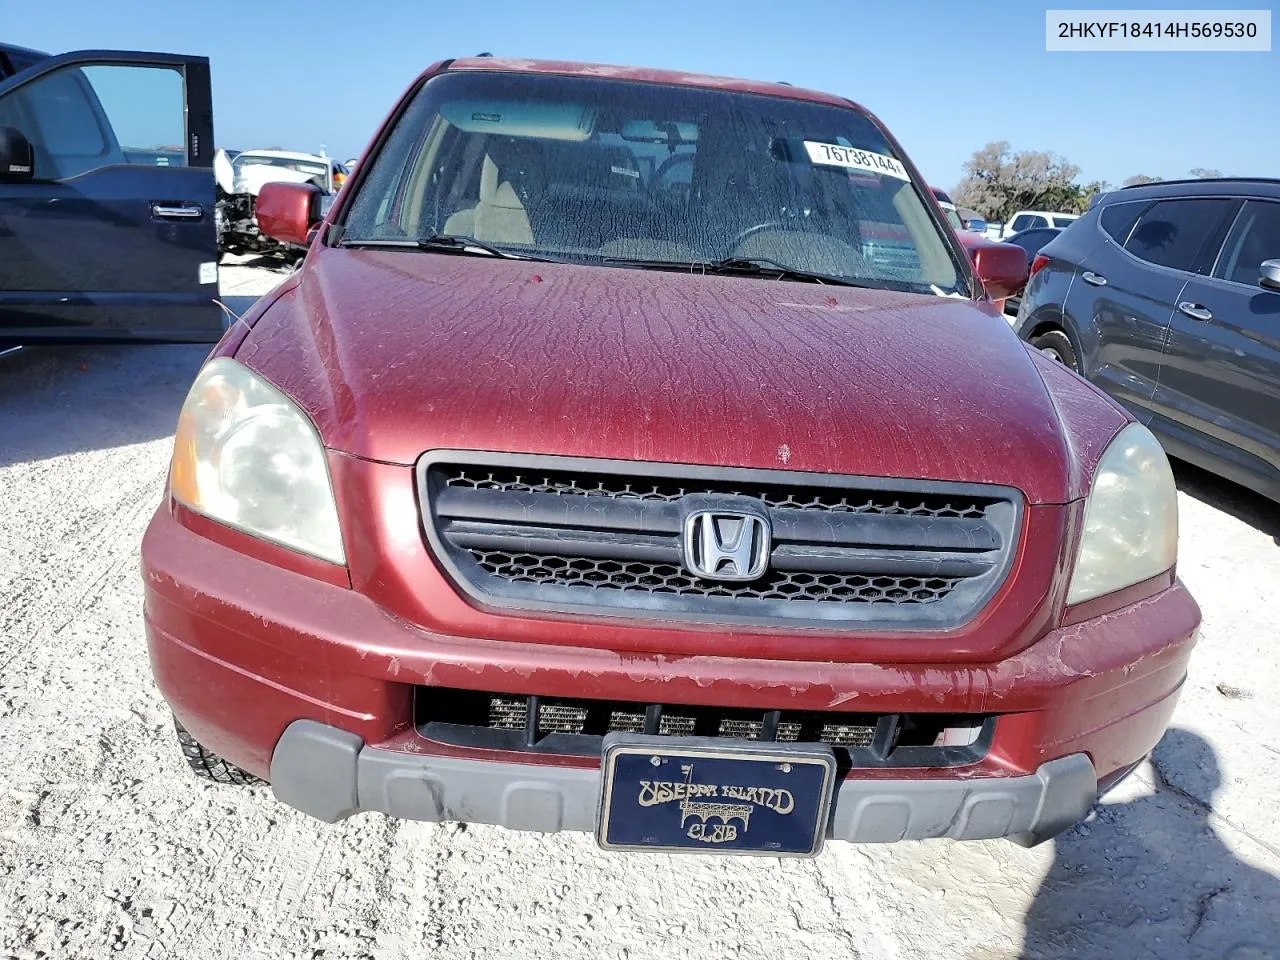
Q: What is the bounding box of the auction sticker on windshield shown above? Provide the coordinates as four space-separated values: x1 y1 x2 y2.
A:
804 141 910 181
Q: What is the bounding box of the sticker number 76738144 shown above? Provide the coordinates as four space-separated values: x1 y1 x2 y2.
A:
803 142 911 182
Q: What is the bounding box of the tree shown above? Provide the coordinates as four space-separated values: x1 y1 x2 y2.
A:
1123 174 1163 187
952 142 1083 223
1070 180 1111 214
1189 167 1223 179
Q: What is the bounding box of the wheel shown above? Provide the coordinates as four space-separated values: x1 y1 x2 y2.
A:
173 719 262 785
1029 328 1080 372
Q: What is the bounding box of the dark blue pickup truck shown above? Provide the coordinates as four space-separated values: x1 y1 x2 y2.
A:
0 42 225 343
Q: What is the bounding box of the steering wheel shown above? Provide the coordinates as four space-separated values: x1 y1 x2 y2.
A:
724 220 793 254
650 152 694 198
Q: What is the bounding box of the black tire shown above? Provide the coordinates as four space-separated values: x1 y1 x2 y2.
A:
1029 328 1080 372
174 719 262 785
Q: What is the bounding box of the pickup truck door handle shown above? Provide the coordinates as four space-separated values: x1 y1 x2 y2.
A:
1081 271 1107 286
1177 301 1213 322
151 203 203 221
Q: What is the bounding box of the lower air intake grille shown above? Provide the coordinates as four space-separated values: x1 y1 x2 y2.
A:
418 688 995 768
484 695 876 747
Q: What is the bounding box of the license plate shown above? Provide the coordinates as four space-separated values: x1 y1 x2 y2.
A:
596 734 837 857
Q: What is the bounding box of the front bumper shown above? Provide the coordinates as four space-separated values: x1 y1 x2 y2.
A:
143 503 1199 845
272 718 1097 845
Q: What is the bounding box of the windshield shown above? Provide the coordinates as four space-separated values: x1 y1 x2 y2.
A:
942 207 964 231
234 155 329 179
341 71 963 294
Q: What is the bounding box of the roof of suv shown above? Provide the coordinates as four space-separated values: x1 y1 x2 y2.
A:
445 56 858 110
1117 178 1280 200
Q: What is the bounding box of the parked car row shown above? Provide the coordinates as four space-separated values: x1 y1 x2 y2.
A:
967 211 1079 242
1017 177 1280 503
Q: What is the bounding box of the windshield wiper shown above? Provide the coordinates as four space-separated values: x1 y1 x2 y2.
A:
340 234 537 260
599 256 897 290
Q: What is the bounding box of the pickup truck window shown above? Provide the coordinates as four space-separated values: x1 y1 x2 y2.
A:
0 63 185 178
343 71 962 295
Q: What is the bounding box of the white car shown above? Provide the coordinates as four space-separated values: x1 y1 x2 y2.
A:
1000 210 1079 238
214 149 349 257
224 149 348 195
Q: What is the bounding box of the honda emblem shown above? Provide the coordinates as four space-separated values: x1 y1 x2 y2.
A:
682 511 771 582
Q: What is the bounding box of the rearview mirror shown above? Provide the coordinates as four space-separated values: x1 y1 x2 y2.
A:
256 181 323 247
0 126 34 180
1260 258 1280 292
970 242 1029 301
621 119 697 143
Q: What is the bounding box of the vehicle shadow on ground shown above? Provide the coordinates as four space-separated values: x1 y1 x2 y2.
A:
0 344 211 469
225 253 298 273
1021 729 1280 959
1172 460 1280 545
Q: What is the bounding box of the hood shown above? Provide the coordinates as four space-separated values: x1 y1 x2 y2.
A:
213 148 235 194
237 250 1074 503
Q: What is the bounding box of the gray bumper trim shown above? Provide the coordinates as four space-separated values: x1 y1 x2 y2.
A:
271 720 1096 844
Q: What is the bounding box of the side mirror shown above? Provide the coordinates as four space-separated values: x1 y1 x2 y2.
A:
1260 258 1280 292
0 126 34 180
256 181 323 247
971 242 1029 301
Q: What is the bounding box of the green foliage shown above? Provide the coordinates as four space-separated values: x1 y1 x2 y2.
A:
953 144 1223 224
952 142 1086 223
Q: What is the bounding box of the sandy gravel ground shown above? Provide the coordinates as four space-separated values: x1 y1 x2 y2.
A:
1 263 1277 960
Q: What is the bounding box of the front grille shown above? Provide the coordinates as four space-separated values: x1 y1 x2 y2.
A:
447 468 989 517
418 688 994 767
418 453 1020 628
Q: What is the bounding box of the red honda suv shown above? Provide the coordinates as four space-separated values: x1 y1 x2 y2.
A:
142 57 1199 857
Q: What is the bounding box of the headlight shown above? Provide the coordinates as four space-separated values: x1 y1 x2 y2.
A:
169 358 345 565
1066 423 1177 605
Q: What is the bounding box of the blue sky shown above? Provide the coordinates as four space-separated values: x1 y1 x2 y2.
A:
11 0 1276 189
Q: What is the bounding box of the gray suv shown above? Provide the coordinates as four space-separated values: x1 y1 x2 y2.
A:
1016 178 1280 503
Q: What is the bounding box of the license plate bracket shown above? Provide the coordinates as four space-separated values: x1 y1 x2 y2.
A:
596 734 837 857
